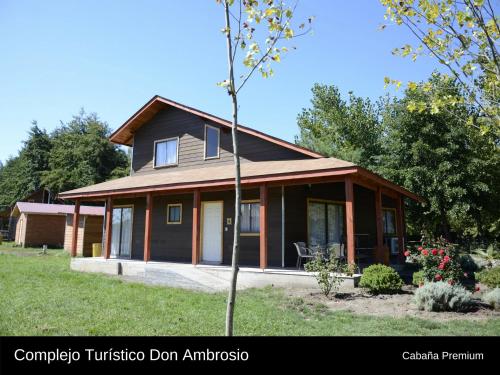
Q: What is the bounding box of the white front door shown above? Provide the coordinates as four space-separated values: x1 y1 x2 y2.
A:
202 201 223 263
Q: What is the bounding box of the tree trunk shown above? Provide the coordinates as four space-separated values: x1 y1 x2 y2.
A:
224 1 241 337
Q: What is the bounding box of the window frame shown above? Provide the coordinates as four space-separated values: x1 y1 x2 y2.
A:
204 124 220 160
240 199 260 236
166 203 183 225
153 137 180 168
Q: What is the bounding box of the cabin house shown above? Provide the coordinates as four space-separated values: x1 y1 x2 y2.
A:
12 202 103 249
59 96 422 271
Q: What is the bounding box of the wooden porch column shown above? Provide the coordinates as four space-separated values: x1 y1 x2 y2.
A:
374 187 385 264
345 176 355 264
71 200 80 257
104 197 113 259
396 194 405 263
192 189 201 265
144 192 153 262
259 184 268 269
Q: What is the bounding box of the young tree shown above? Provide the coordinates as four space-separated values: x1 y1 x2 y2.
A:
380 0 499 134
295 83 385 169
42 110 128 194
216 0 311 336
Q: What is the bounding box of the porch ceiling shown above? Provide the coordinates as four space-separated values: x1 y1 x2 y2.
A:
58 158 423 202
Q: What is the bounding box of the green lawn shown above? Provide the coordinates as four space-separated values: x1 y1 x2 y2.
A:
0 242 499 336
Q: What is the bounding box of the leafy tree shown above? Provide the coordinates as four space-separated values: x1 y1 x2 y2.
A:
0 124 52 206
295 83 385 169
0 156 30 206
380 73 500 239
380 0 499 134
216 0 311 336
41 110 128 194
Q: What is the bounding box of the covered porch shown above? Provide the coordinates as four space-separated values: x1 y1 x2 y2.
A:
60 159 422 272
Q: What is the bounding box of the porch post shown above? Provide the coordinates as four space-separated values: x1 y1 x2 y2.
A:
375 187 385 264
104 197 113 259
345 176 355 264
144 192 153 262
259 184 268 269
192 189 201 265
396 193 405 263
71 199 80 257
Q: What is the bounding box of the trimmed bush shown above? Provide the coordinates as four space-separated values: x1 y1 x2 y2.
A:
414 281 472 312
482 288 500 310
412 270 425 286
359 264 403 294
476 267 500 288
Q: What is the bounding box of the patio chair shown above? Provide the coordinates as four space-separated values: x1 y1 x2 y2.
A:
294 242 315 270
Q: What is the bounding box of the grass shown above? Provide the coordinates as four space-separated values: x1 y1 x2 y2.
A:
1 242 499 336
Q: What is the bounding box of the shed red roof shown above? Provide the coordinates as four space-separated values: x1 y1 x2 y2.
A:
13 202 104 217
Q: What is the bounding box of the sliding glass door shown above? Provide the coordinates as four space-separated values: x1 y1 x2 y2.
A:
308 201 344 247
111 206 133 258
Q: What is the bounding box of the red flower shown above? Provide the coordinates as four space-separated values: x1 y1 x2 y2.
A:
443 255 450 262
439 249 445 256
422 250 429 256
435 274 442 281
404 251 411 257
438 263 445 270
418 246 423 251
431 249 438 256
475 286 480 292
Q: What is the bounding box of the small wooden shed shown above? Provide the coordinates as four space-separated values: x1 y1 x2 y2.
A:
11 202 104 253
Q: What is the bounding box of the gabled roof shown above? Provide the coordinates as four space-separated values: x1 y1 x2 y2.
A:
109 95 324 158
58 157 423 202
12 202 104 217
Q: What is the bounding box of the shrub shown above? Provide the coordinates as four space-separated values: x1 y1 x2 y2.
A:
476 267 500 288
412 270 425 286
482 288 500 310
304 255 344 297
414 281 472 312
404 236 464 285
359 264 403 294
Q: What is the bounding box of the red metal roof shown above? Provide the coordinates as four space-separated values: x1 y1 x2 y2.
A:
13 202 104 216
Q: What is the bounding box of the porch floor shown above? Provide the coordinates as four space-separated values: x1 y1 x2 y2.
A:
70 257 361 292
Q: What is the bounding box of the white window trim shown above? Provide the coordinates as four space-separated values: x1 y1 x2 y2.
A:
153 137 180 168
167 203 183 224
204 124 220 160
240 199 260 236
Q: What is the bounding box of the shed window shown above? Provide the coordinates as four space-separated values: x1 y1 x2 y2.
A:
205 125 220 159
383 209 396 235
154 138 178 167
167 204 182 224
241 202 259 234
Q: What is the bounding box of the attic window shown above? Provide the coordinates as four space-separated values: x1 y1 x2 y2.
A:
204 125 220 159
154 137 178 167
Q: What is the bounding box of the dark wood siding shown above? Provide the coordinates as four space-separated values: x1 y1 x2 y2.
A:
132 107 310 175
112 182 378 268
151 194 193 262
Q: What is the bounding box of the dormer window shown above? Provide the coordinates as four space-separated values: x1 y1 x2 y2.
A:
154 137 179 167
204 125 220 159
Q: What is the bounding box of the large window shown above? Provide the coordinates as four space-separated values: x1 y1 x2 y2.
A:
167 204 182 224
383 209 396 235
204 125 220 159
154 137 178 167
307 200 344 247
241 201 260 235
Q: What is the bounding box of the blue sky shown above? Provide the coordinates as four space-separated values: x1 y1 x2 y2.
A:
0 0 439 163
